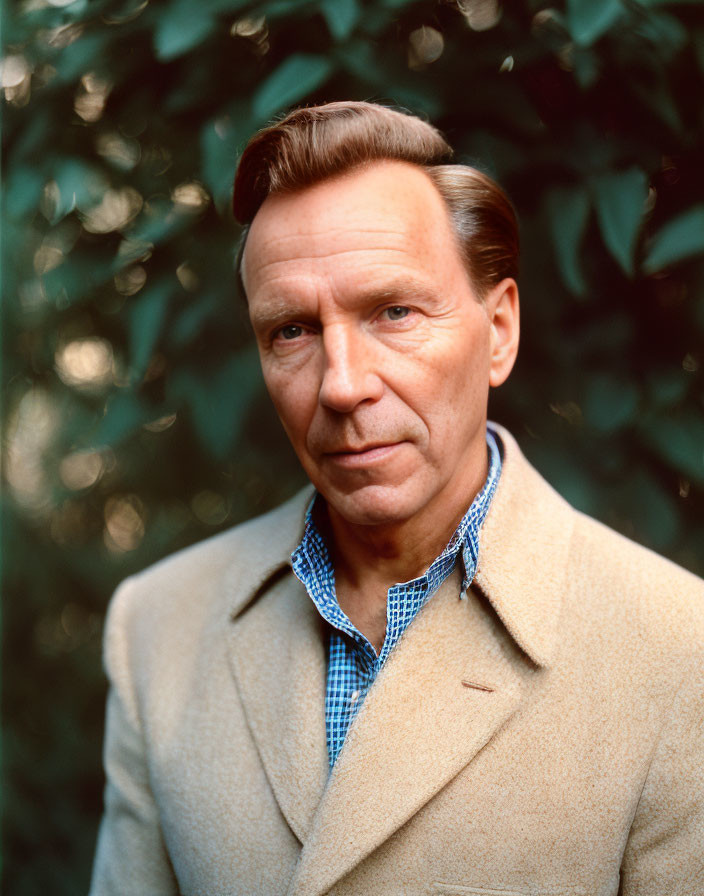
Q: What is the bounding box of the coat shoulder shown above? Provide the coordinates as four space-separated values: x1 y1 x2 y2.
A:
104 486 312 649
569 507 704 653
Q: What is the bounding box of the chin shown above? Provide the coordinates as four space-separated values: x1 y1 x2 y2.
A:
324 484 421 528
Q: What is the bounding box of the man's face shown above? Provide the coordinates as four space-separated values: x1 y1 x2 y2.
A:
243 161 517 530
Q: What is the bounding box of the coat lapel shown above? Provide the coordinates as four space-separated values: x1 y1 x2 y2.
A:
225 487 329 845
287 567 524 896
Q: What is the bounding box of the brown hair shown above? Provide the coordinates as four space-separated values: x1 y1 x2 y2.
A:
233 101 518 298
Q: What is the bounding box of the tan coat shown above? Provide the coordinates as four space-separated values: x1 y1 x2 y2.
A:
90 426 704 896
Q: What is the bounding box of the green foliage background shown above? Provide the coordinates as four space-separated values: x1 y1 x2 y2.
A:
2 0 704 890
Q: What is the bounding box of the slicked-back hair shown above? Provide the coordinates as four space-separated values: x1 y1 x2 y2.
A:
233 101 519 299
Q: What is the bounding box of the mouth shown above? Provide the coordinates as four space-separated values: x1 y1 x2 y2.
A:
323 442 405 468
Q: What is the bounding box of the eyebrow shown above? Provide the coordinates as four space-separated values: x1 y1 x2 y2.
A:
248 299 311 334
249 278 437 331
357 280 436 306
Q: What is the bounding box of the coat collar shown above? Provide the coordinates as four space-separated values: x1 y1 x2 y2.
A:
474 422 574 668
223 483 314 621
224 424 573 668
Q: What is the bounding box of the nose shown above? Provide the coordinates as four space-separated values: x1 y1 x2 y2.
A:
318 324 384 413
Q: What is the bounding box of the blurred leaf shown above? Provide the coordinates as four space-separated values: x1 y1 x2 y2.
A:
200 116 248 206
169 294 221 349
525 441 602 517
647 369 689 407
42 252 115 305
566 0 623 46
573 47 599 88
591 168 647 276
49 159 108 224
260 0 315 17
253 54 334 121
335 39 388 82
321 0 360 40
206 0 253 11
643 414 704 485
634 12 688 59
583 373 639 432
53 33 106 84
128 282 171 383
169 346 264 459
112 240 156 272
637 0 704 5
9 114 51 164
387 82 442 119
593 312 632 354
624 468 680 551
546 185 591 296
90 391 151 448
4 166 45 219
154 1 216 60
643 204 704 273
629 76 682 133
461 130 525 180
128 199 191 245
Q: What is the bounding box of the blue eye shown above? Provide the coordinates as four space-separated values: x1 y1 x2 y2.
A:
385 306 410 321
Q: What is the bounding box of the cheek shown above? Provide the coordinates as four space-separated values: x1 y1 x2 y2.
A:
263 368 318 448
417 337 489 402
408 344 489 440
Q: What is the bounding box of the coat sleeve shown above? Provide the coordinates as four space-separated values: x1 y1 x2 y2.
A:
619 654 704 895
89 578 180 896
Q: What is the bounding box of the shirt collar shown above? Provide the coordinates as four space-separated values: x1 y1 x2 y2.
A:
443 427 502 591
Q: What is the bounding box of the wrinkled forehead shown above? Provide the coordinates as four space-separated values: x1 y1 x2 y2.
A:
240 160 459 297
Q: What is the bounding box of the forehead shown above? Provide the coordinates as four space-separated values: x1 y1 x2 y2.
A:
241 161 463 299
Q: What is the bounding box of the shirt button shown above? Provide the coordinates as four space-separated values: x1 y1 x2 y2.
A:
350 690 360 704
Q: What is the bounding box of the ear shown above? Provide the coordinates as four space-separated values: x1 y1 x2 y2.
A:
486 278 520 388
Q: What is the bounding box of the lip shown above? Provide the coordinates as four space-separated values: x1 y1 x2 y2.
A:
324 442 405 468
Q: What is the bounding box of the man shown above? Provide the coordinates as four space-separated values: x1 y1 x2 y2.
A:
90 102 704 896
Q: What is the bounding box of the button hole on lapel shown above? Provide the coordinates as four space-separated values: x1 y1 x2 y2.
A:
461 679 494 693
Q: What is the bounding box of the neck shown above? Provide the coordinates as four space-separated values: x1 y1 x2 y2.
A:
324 454 489 593
318 439 490 652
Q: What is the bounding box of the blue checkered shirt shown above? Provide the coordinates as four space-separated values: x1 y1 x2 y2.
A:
291 428 502 767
